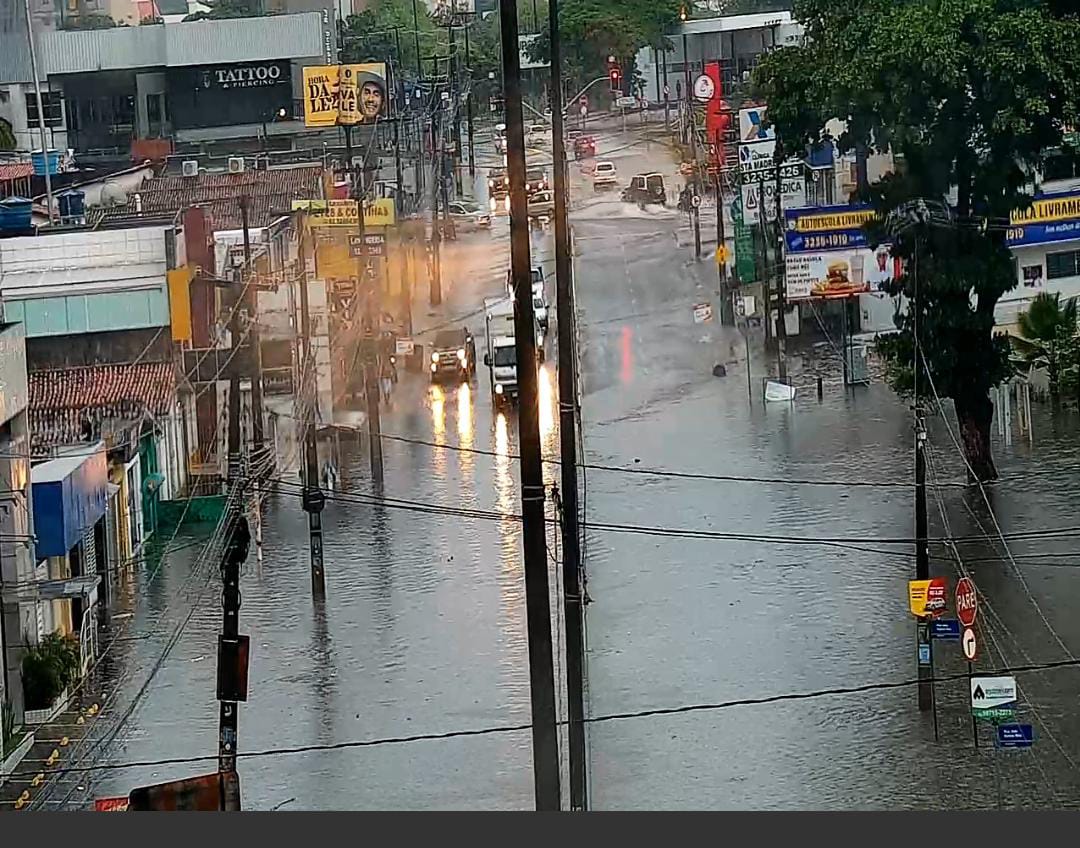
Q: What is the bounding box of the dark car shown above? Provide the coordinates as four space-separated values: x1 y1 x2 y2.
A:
525 168 548 197
430 327 476 382
622 172 667 206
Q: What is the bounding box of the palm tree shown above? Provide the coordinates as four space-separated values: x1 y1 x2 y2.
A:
1015 292 1079 406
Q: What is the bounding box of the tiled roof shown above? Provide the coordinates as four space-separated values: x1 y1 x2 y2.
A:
0 162 33 182
29 361 175 453
94 165 324 230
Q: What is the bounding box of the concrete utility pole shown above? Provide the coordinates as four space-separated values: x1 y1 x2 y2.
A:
548 0 588 811
218 287 252 810
430 108 444 306
239 199 265 567
296 217 326 600
464 22 476 180
498 0 562 812
773 159 787 381
354 166 384 489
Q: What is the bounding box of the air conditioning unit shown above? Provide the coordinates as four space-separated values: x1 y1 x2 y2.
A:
182 160 199 178
228 157 245 174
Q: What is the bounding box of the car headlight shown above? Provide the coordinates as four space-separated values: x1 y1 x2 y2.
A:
495 383 504 395
432 352 440 363
457 348 466 361
430 362 438 372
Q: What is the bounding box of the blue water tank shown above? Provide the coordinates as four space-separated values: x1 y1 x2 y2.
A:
58 189 86 224
0 196 33 231
31 148 60 176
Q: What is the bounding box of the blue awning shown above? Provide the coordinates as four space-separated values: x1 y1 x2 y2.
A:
31 443 108 558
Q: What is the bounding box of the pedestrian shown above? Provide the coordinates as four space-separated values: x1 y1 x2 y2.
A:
380 360 394 404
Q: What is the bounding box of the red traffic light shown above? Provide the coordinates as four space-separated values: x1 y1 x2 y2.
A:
609 68 621 91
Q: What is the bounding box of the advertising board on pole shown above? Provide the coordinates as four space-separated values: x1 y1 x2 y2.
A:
303 63 388 128
908 577 948 618
783 204 899 300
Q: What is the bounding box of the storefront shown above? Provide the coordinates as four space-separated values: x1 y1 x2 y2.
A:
167 61 294 131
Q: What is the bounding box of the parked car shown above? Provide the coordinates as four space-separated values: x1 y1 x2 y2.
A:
527 189 555 218
622 172 667 206
592 160 618 191
447 200 492 231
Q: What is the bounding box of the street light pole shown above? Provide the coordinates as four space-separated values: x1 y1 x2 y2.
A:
23 0 55 224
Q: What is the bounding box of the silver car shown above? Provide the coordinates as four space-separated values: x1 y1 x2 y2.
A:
448 201 493 231
527 190 554 218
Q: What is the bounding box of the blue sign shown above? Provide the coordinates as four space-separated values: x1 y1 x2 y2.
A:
918 644 931 666
1005 191 1080 247
997 724 1034 748
931 619 961 640
783 204 876 253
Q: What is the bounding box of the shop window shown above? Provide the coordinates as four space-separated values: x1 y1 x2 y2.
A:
1046 249 1080 280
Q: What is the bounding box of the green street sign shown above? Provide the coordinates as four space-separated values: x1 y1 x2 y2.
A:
732 198 755 284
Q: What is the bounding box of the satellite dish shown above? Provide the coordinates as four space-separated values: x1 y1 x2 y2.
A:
100 182 128 207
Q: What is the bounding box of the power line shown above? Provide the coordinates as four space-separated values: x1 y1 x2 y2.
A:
267 476 1080 550
9 654 1080 787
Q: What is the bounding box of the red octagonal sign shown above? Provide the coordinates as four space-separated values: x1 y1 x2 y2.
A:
956 577 978 628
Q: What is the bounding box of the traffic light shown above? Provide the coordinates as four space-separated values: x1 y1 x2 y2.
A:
608 64 621 93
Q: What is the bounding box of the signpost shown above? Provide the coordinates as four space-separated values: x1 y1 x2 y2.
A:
971 675 1017 723
962 626 978 661
349 233 386 257
956 576 978 627
931 619 961 640
997 724 1034 749
908 577 948 618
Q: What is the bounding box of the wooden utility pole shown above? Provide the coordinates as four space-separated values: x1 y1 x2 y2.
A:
498 0 562 811
548 0 588 811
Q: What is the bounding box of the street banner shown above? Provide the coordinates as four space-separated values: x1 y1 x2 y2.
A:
908 577 948 618
293 198 396 228
303 63 388 128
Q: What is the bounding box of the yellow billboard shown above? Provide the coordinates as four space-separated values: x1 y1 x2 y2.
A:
302 63 388 128
293 198 396 228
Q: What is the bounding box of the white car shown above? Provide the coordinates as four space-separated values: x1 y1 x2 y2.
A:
447 201 492 230
527 123 550 146
592 160 617 191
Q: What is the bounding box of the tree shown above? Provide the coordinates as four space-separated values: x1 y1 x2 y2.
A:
341 0 441 75
755 0 1080 481
1015 292 1079 406
527 0 685 95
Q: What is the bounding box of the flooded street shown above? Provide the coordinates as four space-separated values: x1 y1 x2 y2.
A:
37 130 1080 810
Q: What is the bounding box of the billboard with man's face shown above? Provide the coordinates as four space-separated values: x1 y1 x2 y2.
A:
303 63 388 128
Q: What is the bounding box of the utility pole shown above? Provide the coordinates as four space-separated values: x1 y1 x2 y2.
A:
661 51 670 133
353 163 385 489
218 280 252 811
296 216 326 600
498 0 562 812
22 0 55 224
773 159 787 381
239 199 265 570
430 106 444 306
412 0 422 76
915 411 933 711
716 163 731 324
464 22 476 180
548 0 587 811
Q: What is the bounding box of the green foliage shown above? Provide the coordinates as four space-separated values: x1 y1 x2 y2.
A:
1015 292 1079 401
21 633 81 711
61 13 117 29
527 0 685 93
182 0 263 21
341 0 441 72
757 0 1080 479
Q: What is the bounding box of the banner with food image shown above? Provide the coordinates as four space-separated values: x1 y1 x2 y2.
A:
783 204 899 300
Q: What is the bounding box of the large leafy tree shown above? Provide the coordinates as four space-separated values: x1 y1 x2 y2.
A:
755 0 1080 481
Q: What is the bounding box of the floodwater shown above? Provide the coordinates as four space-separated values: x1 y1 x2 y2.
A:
35 129 1080 810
